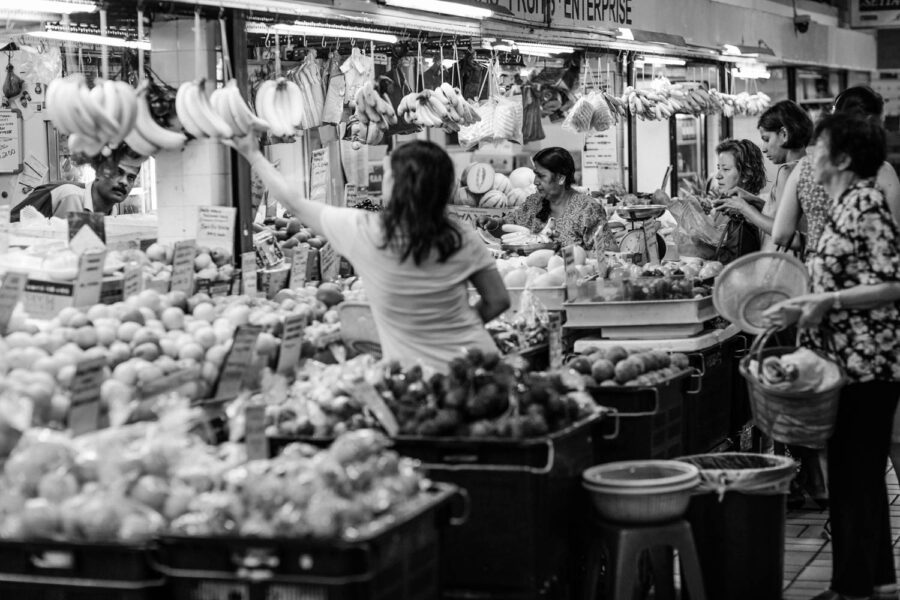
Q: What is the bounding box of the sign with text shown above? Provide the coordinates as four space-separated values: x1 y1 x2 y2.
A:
72 251 105 307
68 356 106 435
310 148 330 204
562 245 579 300
170 240 197 295
474 0 635 28
351 381 400 436
244 404 268 461
290 246 309 289
213 325 263 401
67 211 106 255
122 264 143 298
583 129 619 168
241 251 259 296
851 0 900 27
277 314 307 374
196 206 236 251
0 271 27 335
319 243 340 282
548 312 563 369
0 110 22 174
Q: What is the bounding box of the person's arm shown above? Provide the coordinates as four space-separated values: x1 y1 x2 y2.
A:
229 136 328 234
470 266 510 322
765 283 900 329
877 162 900 231
716 191 774 233
771 166 803 248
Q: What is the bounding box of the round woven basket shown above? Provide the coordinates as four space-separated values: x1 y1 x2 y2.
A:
739 329 847 449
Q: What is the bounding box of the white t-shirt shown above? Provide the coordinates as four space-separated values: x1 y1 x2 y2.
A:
319 206 499 372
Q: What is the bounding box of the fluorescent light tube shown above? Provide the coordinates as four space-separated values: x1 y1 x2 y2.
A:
639 56 686 66
0 10 58 20
248 22 398 44
26 30 150 50
383 0 492 19
722 44 741 56
0 0 95 13
514 42 575 54
192 0 310 13
617 27 634 40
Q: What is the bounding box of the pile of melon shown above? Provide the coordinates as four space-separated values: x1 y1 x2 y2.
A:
455 163 537 209
496 246 590 289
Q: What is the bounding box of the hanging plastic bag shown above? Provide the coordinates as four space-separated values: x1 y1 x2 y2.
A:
3 55 23 99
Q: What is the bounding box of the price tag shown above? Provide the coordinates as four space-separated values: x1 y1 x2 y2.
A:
244 404 268 461
562 245 579 300
289 246 309 289
196 206 236 251
212 324 262 401
67 211 106 255
351 380 399 436
241 251 259 296
72 250 106 307
319 242 339 282
122 264 143 299
0 271 27 334
277 314 307 374
170 240 197 295
68 356 106 435
548 312 563 369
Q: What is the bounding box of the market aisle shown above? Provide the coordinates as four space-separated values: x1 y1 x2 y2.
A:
781 464 900 599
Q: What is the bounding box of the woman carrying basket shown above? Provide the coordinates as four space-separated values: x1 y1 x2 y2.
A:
765 113 900 600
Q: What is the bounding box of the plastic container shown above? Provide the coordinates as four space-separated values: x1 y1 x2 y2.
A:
564 296 716 328
582 460 700 523
0 540 163 600
678 453 797 600
155 484 459 600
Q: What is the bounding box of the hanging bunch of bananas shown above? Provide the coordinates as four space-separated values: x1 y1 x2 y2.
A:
253 77 304 138
123 81 188 156
397 89 456 128
602 91 628 125
622 85 679 121
210 79 271 138
175 79 235 140
676 87 715 116
430 83 482 133
47 74 138 158
708 89 736 117
732 91 772 116
350 81 397 148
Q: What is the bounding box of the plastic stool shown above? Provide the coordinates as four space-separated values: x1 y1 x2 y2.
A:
583 518 707 600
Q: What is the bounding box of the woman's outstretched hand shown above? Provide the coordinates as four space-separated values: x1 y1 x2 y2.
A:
224 133 264 161
763 293 833 329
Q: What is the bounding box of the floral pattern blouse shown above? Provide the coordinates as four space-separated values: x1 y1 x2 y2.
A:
505 192 614 251
795 156 831 256
801 180 900 382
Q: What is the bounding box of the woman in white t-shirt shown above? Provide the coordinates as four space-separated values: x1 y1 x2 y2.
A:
232 137 510 372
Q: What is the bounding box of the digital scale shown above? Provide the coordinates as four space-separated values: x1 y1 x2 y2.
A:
614 204 668 265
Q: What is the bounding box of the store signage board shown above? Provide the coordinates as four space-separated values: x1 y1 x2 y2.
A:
67 211 106 255
0 110 23 174
474 0 636 29
69 356 106 436
241 251 260 297
122 264 143 299
310 148 330 204
72 251 106 307
244 404 268 461
213 324 263 402
0 271 26 335
851 0 900 27
290 246 309 289
196 206 236 251
320 242 340 281
583 130 618 167
277 313 307 374
351 380 400 436
170 240 197 295
548 312 563 369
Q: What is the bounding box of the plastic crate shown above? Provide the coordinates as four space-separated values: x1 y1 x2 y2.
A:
682 335 745 454
155 484 458 600
0 540 163 600
589 370 692 463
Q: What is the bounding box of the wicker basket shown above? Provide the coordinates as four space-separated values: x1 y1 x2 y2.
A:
739 328 847 449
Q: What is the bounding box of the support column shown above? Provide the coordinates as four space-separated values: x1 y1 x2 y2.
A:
150 18 232 245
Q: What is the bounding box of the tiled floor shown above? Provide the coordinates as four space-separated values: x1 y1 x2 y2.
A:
781 466 900 599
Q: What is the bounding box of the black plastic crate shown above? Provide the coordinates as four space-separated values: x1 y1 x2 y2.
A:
397 415 601 600
682 335 745 454
0 540 163 600
155 484 458 600
589 370 692 462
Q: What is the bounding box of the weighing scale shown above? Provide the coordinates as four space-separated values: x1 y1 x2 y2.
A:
614 204 668 265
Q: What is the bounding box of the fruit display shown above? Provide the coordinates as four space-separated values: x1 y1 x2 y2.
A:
253 77 305 138
587 257 722 301
569 346 691 387
209 79 271 138
254 217 327 251
496 246 591 289
397 85 481 132
46 75 139 159
124 81 189 156
139 243 235 289
454 163 535 209
175 79 235 140
350 81 398 148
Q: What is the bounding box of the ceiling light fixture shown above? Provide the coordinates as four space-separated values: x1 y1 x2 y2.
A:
637 56 686 66
247 22 399 44
0 10 59 21
733 64 770 79
617 27 634 40
190 0 315 14
26 30 149 49
0 0 95 13
380 0 493 19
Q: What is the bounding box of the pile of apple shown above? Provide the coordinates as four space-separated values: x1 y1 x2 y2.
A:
454 164 536 209
568 345 692 387
253 218 327 252
139 242 235 289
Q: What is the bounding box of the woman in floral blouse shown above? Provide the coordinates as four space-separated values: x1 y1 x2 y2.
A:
765 113 900 600
489 147 614 251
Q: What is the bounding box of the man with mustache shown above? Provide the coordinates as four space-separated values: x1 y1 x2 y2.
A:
10 154 142 222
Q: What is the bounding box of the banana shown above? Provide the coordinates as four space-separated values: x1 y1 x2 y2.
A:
210 88 241 134
224 81 269 135
110 81 138 150
255 80 289 137
68 132 106 157
134 83 187 151
80 84 119 141
175 81 204 139
190 80 234 139
46 78 77 134
124 129 160 157
282 80 304 130
272 81 295 135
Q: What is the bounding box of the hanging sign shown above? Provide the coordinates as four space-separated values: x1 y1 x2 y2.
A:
310 148 330 204
196 206 236 251
583 130 619 168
